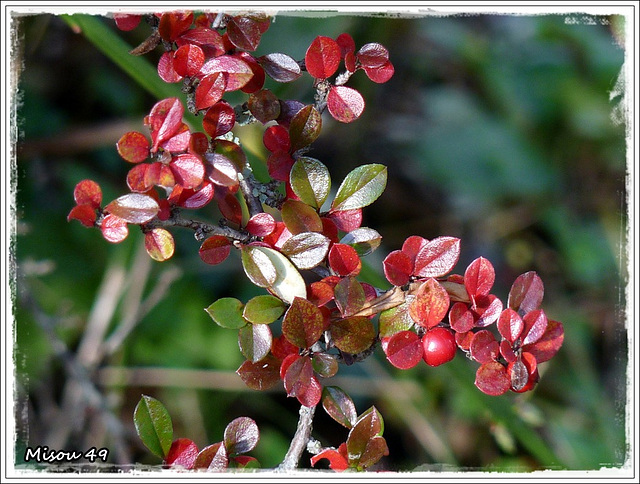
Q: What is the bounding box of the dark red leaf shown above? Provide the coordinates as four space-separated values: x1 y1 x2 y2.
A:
236 354 281 391
475 361 511 396
113 13 141 31
170 153 205 189
199 55 253 91
157 51 183 83
237 52 266 93
497 308 524 344
500 340 517 363
346 407 384 466
169 180 215 209
158 11 193 42
117 131 150 163
383 250 413 287
195 72 226 111
289 104 322 152
521 309 548 346
522 319 564 363
199 235 231 265
322 386 357 428
408 278 450 329
204 152 239 189
67 204 97 227
263 125 290 153
166 438 198 469
212 139 247 171
469 329 499 364
508 271 544 316
275 99 305 129
296 375 322 407
283 354 313 397
173 44 204 77
202 101 236 139
464 257 495 300
356 42 389 68
448 301 475 333
327 85 365 123
383 331 423 370
73 179 102 208
328 243 361 276
215 189 243 225
101 214 128 243
226 15 262 51
363 60 394 83
248 89 281 124
224 417 259 455
308 281 335 307
258 53 302 82
305 36 341 79
189 132 209 156
413 236 461 278
282 297 325 348
357 435 389 470
312 353 339 378
334 276 366 318
271 334 298 360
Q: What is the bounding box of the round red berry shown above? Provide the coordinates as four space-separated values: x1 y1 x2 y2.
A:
422 327 457 367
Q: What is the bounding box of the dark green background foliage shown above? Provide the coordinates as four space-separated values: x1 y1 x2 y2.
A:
12 9 628 473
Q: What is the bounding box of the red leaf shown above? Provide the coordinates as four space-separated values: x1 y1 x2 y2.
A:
226 15 262 51
283 354 313 396
383 331 423 370
157 51 183 83
356 42 389 68
508 271 544 316
158 11 193 42
215 189 243 225
113 13 141 31
408 278 450 329
363 60 394 83
73 179 102 208
169 180 215 209
383 250 413 287
464 257 495 300
176 27 225 58
336 33 355 57
105 193 159 224
500 340 517 363
173 44 204 77
171 153 205 189
327 86 365 123
166 438 198 469
297 375 322 407
263 125 290 153
328 243 361 277
475 361 511 396
127 164 153 193
236 354 281 391
469 329 499 364
189 132 209 156
257 53 302 82
100 214 128 243
522 319 564 363
67 204 97 227
305 36 341 79
147 98 184 153
413 236 461 278
401 235 428 268
282 297 325 348
497 308 523 344
205 152 239 189
202 101 236 139
246 213 276 237
116 132 150 163
271 334 298 360
311 447 349 471
327 209 362 232
160 123 191 153
199 235 231 265
521 309 548 346
308 281 335 307
334 276 366 318
237 52 265 93
448 302 475 333
455 330 474 351
289 104 322 152
472 294 503 328
199 55 253 91
195 72 226 111
193 442 228 470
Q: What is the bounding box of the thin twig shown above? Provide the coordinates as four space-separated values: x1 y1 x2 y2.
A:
144 210 253 243
238 170 264 219
277 405 316 472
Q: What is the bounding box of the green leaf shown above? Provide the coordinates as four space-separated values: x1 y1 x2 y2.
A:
322 386 358 428
133 395 173 459
281 199 323 235
238 324 272 363
241 246 307 304
331 164 387 211
282 297 326 348
330 316 375 354
281 232 331 270
290 157 331 209
205 297 247 329
379 302 414 338
243 295 285 324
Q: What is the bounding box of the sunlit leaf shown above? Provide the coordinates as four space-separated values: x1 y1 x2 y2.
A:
408 278 450 329
116 131 150 163
322 386 357 428
522 319 564 363
334 276 366 318
147 97 184 152
282 297 325 348
281 231 331 270
475 361 511 396
340 227 381 256
356 42 389 68
100 214 128 243
133 395 173 459
312 353 338 378
383 331 423 370
346 406 384 466
448 301 475 333
328 243 361 276
283 354 313 396
205 297 247 329
363 60 394 83
202 100 236 139
327 85 365 123
305 36 341 79
464 257 495 300
165 438 198 469
413 236 460 279
290 157 331 209
258 53 302 82
508 271 545 316
310 447 348 471
144 228 175 261
521 309 548 346
173 44 205 77
469 329 500 364
331 164 387 212
193 442 228 470
243 295 285 324
236 354 281 391
224 417 260 455
157 51 183 83
497 308 524 344
281 199 323 235
379 302 414 338
67 204 97 227
246 213 276 237
105 193 159 224
199 54 253 91
199 235 231 265
227 15 263 51
195 72 226 111
239 324 272 363
330 316 375 354
289 104 322 152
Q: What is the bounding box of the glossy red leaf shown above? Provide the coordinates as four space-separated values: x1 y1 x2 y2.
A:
195 72 226 111
281 199 323 235
226 15 263 51
383 331 423 370
327 209 362 232
247 89 281 124
126 163 153 193
169 153 204 189
101 214 128 243
522 319 564 363
296 375 322 407
193 442 228 470
328 243 361 276
334 276 366 318
311 446 348 471
224 417 259 455
157 51 183 83
336 33 355 57
280 232 330 270
321 217 340 244
475 361 511 396
464 257 495 300
455 330 474 351
67 204 97 227
363 60 395 83
216 189 243 225
414 236 460 278
473 294 503 328
469 329 500 364
345 51 357 73
401 235 428 268
263 125 290 153
327 85 365 123
283 354 313 396
159 123 190 153
271 334 298 361
158 11 193 42
199 55 253 91
346 407 384 467
246 213 276 237
73 179 102 208
521 309 548 346
356 42 389 68
408 278 450 329
105 193 159 224
177 27 225 57
189 132 209 156
383 250 413 287
257 53 302 82
330 316 375 354
166 438 198 469
173 44 204 77
147 98 184 153
282 297 325 348
170 180 215 209
497 308 524 344
236 354 281 391
117 131 150 163
205 152 239 188
322 386 357 428
289 104 322 152
237 52 266 93
305 36 341 79
113 13 141 31
202 101 236 139
308 280 336 307
144 228 175 261
199 235 231 265
239 324 272 363
500 339 517 363
508 271 544 316
448 302 475 333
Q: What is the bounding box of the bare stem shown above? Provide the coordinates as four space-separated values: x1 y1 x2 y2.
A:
144 210 254 243
277 404 316 472
238 171 264 219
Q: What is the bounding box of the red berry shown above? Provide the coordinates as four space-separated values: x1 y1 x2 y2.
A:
422 327 457 367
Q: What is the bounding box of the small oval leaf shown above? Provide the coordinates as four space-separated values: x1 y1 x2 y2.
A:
105 193 159 224
331 164 387 212
134 395 173 459
205 297 247 329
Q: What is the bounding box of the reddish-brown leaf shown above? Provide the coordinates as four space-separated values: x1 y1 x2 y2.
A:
105 193 159 224
334 276 366 318
327 209 362 232
356 42 389 68
237 52 266 93
296 375 322 407
289 104 322 152
224 416 260 455
117 132 150 163
475 361 511 396
472 294 503 328
246 212 276 237
236 354 281 391
226 15 263 51
158 11 193 42
202 101 236 139
281 199 323 235
257 53 302 82
327 85 365 123
508 271 544 316
199 235 231 265
176 27 225 58
330 316 375 354
282 297 325 348
193 442 228 470
205 152 239 189
283 354 313 396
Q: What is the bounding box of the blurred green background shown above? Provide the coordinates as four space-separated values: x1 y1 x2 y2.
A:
11 7 629 474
